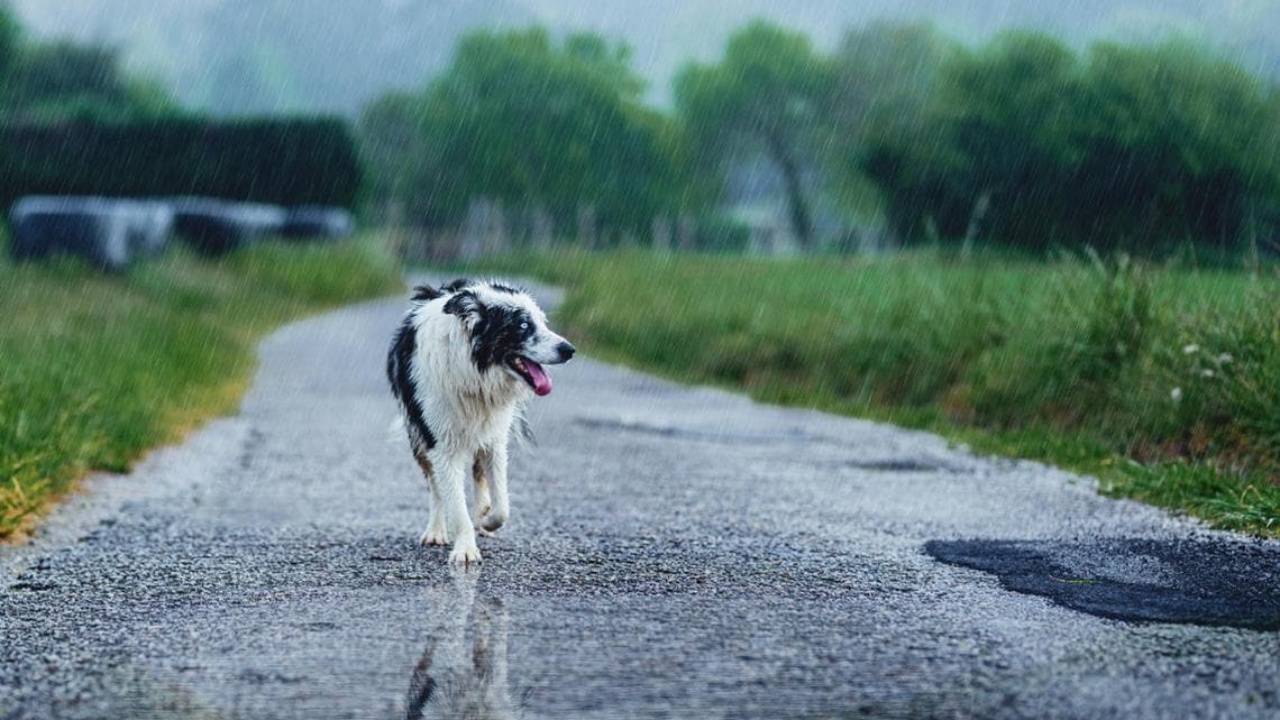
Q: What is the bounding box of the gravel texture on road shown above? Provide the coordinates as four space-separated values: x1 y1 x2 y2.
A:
3 281 1278 719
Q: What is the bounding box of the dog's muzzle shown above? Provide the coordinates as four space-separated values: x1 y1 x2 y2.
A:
510 340 575 397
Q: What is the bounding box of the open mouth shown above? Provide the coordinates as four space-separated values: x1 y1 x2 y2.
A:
509 355 553 396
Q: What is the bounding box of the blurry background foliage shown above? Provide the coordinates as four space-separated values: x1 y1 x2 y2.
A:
360 28 686 236
0 118 362 210
0 0 1277 257
356 19 1280 258
858 32 1280 252
0 9 174 124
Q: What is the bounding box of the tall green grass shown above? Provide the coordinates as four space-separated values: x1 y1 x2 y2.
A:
469 248 1280 535
1 236 402 538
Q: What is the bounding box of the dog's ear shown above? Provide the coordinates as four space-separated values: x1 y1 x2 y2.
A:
442 278 472 293
411 284 443 302
443 289 481 320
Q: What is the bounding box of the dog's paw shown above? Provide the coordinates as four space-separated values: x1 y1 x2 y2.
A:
480 509 507 533
449 542 482 566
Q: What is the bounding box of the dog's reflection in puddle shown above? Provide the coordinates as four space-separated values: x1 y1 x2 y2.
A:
406 569 523 719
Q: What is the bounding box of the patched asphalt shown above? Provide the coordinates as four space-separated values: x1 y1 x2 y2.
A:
2 281 1279 719
925 538 1280 631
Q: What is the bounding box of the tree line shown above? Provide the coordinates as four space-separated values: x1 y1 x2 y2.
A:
0 8 360 215
0 8 178 124
3 0 1277 257
360 20 1280 255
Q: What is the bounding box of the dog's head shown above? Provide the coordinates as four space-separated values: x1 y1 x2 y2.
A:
425 278 575 396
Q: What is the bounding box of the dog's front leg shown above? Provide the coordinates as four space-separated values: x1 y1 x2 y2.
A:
436 453 482 565
479 441 509 533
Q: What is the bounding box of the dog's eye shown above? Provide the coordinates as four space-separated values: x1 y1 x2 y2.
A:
519 322 529 332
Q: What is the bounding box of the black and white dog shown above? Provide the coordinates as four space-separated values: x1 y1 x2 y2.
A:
387 279 574 565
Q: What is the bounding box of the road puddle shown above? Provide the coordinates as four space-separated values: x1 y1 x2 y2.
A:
407 570 521 719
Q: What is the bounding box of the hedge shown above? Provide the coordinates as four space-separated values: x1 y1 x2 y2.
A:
0 117 362 210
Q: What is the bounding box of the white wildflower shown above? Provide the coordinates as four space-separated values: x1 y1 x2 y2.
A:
1201 369 1215 378
1182 344 1199 355
1170 387 1183 402
1217 353 1233 364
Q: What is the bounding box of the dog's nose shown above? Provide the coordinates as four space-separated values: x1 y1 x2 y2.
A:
557 341 576 361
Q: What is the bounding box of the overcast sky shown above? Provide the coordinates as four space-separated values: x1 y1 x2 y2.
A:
5 0 1263 115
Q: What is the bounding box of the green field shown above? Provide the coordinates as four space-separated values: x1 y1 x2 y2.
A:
468 249 1280 536
0 236 401 539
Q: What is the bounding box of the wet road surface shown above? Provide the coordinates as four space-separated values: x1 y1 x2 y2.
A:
2 282 1279 719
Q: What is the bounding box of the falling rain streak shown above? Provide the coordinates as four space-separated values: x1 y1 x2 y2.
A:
2 2 1280 719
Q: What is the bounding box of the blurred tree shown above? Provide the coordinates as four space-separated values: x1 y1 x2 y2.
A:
832 20 958 231
362 27 685 239
858 31 1083 245
674 21 837 250
833 21 954 153
3 40 179 123
1071 39 1280 249
855 28 1280 252
936 31 1082 247
0 5 19 83
358 92 428 220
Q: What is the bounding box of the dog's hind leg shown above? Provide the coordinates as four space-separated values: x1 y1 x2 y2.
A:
415 448 450 546
478 441 509 534
472 453 492 534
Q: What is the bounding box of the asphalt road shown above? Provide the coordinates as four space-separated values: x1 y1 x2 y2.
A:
2 282 1279 719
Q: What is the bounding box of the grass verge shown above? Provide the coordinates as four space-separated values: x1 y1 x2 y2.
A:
462 248 1280 536
1 235 402 539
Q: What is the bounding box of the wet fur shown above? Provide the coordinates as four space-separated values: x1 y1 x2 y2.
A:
387 279 573 565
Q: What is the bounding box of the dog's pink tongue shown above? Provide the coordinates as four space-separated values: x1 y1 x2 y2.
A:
526 360 553 396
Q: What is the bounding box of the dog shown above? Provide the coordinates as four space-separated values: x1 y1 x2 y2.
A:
387 278 574 565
